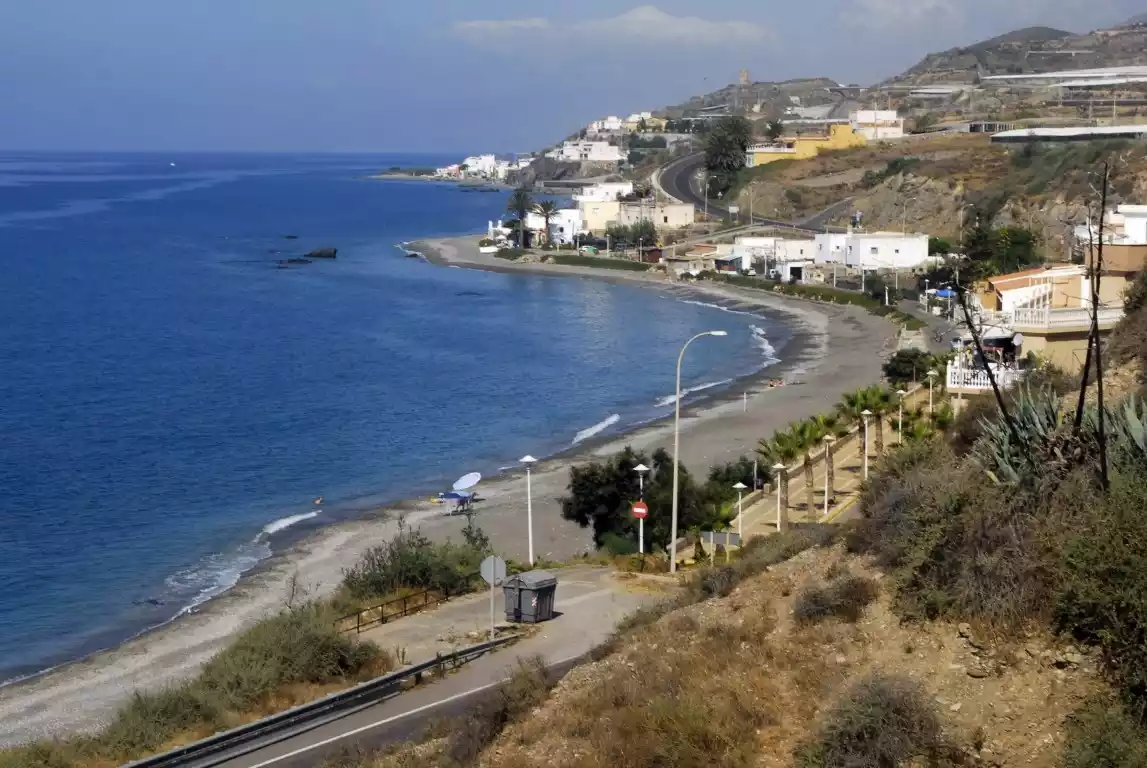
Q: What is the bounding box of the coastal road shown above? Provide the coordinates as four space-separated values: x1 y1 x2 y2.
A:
200 569 662 768
658 153 837 233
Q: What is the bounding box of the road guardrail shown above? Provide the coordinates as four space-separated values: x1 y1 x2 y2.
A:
124 634 520 768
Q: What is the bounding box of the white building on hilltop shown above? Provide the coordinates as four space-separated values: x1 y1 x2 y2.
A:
588 116 624 134
849 110 905 140
573 181 634 203
547 141 626 164
815 231 929 270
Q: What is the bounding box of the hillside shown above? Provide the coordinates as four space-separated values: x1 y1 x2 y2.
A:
663 77 847 120
885 22 1147 86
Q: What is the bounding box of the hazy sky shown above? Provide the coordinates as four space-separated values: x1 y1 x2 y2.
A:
0 0 1139 153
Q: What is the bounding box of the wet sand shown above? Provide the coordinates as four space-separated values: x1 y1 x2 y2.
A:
0 235 895 745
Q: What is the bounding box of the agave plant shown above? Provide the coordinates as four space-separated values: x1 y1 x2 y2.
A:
972 387 1072 485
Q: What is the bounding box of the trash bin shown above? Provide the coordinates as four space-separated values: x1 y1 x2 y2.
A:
502 570 558 624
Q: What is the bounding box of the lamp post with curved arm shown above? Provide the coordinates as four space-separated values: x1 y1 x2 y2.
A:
669 330 728 573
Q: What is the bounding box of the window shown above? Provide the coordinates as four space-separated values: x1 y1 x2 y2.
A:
869 246 878 255
663 216 669 224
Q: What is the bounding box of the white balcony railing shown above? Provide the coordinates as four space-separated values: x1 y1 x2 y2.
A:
947 364 1027 392
975 307 1123 331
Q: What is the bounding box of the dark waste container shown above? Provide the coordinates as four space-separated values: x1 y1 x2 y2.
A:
502 570 558 624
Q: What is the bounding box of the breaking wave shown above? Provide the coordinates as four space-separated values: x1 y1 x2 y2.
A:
572 414 621 445
654 379 734 408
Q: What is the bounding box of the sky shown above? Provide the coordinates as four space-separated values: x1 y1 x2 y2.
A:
0 0 1141 154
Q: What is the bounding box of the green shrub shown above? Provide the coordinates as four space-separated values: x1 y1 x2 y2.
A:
793 576 880 626
1064 698 1147 768
197 602 383 711
341 527 486 602
494 248 524 260
795 675 958 768
1057 469 1147 714
549 254 650 271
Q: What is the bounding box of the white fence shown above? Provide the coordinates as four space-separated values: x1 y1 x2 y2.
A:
947 364 1026 392
975 307 1123 331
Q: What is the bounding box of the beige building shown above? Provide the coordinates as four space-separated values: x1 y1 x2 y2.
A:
579 200 695 233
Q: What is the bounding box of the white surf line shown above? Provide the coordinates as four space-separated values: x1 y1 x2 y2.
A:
245 653 586 768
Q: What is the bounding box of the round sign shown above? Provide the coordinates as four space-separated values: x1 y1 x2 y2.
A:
632 501 649 520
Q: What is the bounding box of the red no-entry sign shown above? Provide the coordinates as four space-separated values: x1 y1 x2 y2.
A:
632 501 649 519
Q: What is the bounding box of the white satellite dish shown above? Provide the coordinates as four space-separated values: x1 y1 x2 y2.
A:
453 472 482 492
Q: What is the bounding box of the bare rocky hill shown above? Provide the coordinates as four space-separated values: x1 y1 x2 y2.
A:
884 22 1147 87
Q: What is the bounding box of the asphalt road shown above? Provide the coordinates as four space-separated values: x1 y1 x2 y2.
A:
192 569 658 768
658 153 840 233
201 655 585 768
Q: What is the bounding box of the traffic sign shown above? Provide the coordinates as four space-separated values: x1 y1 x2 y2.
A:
480 556 507 586
631 501 649 520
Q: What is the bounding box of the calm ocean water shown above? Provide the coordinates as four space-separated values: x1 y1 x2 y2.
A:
0 152 790 682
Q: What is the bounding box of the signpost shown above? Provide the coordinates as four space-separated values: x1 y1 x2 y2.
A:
480 555 507 640
632 501 648 555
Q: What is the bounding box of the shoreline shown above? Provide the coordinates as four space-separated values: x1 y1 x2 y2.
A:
0 234 895 746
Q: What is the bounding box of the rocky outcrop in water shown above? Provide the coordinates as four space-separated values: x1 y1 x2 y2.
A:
307 248 338 259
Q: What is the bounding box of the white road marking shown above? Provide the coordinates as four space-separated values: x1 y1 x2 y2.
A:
243 653 584 768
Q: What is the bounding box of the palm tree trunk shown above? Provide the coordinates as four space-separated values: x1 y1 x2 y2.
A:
778 469 789 531
803 451 815 515
875 417 885 455
826 443 836 507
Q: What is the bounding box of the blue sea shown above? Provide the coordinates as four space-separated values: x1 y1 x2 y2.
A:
0 152 791 682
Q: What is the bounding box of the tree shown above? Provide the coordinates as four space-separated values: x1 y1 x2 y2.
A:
928 236 953 256
704 116 753 198
883 349 935 387
866 386 893 454
506 188 534 247
532 200 560 245
758 428 803 519
764 119 784 143
559 447 719 554
792 419 829 514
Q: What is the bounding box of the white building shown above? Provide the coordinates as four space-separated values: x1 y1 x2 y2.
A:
525 208 584 245
435 164 462 178
728 236 814 276
588 116 624 133
849 110 905 140
1074 204 1147 245
547 141 626 164
813 232 929 270
461 154 498 177
573 181 634 203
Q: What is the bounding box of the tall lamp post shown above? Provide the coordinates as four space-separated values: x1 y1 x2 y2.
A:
822 435 836 517
733 481 747 540
520 455 537 565
634 463 649 554
896 389 907 444
670 331 728 573
926 370 939 415
861 410 872 481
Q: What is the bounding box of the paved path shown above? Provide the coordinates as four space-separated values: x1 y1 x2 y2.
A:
206 567 666 768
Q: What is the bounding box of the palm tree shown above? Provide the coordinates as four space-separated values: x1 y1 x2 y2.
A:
865 386 893 455
533 200 560 246
837 388 870 426
757 428 802 525
792 419 828 514
506 188 534 248
811 414 843 507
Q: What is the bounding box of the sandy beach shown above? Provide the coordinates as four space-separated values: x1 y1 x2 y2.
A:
0 235 895 745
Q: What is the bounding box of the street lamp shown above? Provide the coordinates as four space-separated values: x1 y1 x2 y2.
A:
520 455 537 565
670 331 728 573
773 462 786 533
822 435 836 518
861 410 872 480
733 481 747 540
926 370 939 414
634 463 649 554
896 389 907 444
